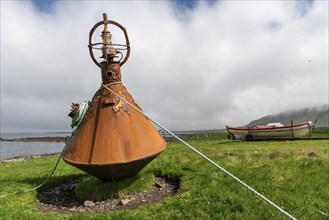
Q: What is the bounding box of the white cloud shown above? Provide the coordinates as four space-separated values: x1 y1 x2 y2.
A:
1 0 328 132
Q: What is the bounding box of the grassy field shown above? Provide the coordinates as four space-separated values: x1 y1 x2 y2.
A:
0 130 328 219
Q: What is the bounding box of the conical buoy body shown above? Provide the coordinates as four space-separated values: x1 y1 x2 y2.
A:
62 62 167 181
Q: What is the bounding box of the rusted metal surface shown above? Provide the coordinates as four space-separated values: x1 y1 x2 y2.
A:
68 103 79 118
88 13 130 68
62 14 166 181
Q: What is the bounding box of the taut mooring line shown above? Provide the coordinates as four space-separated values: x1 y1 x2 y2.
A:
0 148 63 198
0 136 71 198
102 83 297 220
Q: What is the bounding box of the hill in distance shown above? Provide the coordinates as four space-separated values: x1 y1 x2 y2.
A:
248 105 329 127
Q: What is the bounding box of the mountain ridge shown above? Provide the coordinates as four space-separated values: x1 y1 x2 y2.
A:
248 105 328 127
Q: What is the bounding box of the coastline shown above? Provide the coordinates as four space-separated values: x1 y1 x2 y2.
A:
0 136 66 142
1 135 67 161
1 152 61 162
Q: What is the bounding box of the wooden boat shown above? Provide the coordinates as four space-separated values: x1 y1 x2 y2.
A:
226 121 314 141
62 14 166 181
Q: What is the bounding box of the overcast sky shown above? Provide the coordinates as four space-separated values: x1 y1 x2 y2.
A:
1 0 328 132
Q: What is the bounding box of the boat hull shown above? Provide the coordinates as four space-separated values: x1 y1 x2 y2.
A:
226 122 313 140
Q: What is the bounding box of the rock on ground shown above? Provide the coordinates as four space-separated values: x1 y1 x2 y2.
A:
37 177 185 214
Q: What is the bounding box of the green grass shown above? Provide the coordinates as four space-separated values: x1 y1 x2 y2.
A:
0 130 328 219
75 173 155 201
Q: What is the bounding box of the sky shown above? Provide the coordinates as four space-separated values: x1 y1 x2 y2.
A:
1 0 328 132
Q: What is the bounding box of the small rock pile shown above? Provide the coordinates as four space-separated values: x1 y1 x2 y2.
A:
37 177 184 214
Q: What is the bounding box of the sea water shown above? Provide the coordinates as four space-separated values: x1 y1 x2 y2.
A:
0 132 71 161
0 132 71 139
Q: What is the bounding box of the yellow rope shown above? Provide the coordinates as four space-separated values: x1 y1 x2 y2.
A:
103 81 122 87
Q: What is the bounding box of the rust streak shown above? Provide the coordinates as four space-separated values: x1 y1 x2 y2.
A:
88 97 101 164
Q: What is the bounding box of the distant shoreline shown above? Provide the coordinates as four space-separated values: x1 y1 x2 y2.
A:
0 137 66 142
2 152 61 162
0 129 226 143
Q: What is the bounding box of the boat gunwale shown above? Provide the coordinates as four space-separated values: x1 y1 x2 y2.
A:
226 122 311 131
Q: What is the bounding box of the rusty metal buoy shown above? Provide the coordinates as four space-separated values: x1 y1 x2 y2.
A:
62 13 166 181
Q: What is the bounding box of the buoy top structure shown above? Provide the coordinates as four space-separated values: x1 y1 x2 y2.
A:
62 13 167 181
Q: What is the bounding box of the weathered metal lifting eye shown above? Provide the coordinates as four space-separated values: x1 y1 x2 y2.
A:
107 72 113 77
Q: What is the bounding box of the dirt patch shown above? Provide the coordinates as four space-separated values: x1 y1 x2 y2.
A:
306 151 316 157
37 177 185 214
297 149 317 158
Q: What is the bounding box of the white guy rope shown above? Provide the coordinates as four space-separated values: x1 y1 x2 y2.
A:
101 83 297 220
